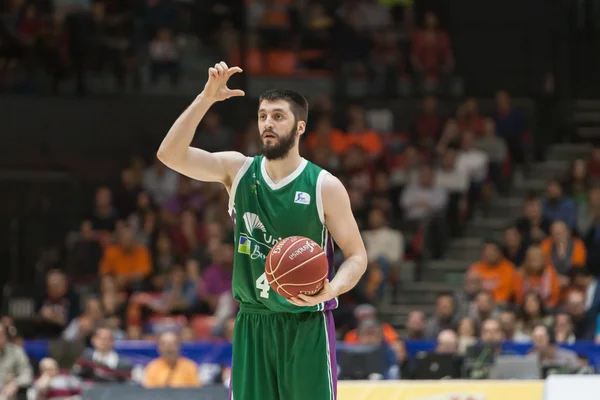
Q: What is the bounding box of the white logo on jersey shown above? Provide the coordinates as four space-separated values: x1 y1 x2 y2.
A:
243 212 266 237
294 191 311 205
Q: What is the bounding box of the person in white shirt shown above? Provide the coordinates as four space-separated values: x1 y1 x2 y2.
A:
456 131 489 184
401 164 448 221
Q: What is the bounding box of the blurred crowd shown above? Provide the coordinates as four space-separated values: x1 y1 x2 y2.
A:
0 0 455 96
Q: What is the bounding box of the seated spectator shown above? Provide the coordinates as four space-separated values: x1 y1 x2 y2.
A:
456 317 478 354
344 105 384 159
86 186 120 242
499 310 530 343
65 220 104 283
62 297 105 342
353 319 399 380
494 90 527 165
197 242 235 314
31 358 82 400
515 292 553 339
425 294 459 338
456 131 489 186
564 291 594 340
306 116 348 156
98 275 128 335
149 27 181 86
72 327 132 383
0 323 33 399
542 179 577 230
571 266 600 326
579 185 600 237
563 159 590 206
468 241 517 305
152 231 180 289
405 310 426 339
514 194 551 245
170 209 205 260
410 12 453 86
528 324 579 373
454 273 482 319
540 220 586 284
514 245 561 308
114 168 142 220
157 265 198 315
99 224 152 291
142 156 179 207
411 96 444 150
143 332 201 388
502 226 527 267
162 175 205 225
344 304 406 363
554 313 576 345
36 270 80 338
476 125 508 188
436 329 461 356
469 290 498 329
436 148 469 235
400 164 448 222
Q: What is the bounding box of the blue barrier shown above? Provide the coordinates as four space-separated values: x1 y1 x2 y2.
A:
23 340 600 370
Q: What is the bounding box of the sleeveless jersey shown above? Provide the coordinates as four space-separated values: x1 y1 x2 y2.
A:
228 155 338 313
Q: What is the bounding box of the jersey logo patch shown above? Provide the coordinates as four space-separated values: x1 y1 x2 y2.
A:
243 212 266 237
294 191 311 205
238 236 251 254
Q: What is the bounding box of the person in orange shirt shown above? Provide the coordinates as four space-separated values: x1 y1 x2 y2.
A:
468 241 517 305
540 220 587 288
143 332 201 388
514 245 561 309
343 304 406 362
345 105 384 158
306 116 349 155
99 225 152 290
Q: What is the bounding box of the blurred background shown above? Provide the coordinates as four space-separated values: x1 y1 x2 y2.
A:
1 0 600 398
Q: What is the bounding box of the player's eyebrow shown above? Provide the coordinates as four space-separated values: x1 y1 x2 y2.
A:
258 108 286 114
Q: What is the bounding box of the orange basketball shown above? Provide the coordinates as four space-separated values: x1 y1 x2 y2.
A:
265 236 328 299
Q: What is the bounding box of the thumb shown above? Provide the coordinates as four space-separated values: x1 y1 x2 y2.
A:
226 89 245 98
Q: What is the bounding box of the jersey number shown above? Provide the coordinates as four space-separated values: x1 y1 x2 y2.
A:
255 273 270 298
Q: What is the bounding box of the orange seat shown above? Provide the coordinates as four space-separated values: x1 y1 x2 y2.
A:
230 48 263 75
264 50 297 75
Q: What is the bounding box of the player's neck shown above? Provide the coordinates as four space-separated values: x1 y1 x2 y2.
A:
264 152 303 184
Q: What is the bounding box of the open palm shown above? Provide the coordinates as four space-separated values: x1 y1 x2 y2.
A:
204 61 245 101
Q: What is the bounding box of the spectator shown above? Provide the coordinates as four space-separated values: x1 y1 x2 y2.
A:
31 358 82 400
152 231 180 289
455 131 489 186
149 27 181 86
87 186 119 238
528 324 579 373
542 179 577 230
72 327 133 383
436 148 470 235
411 96 444 150
170 210 205 260
0 323 33 399
158 265 198 315
36 270 80 338
563 159 590 206
62 297 105 342
515 292 552 338
425 294 458 338
400 164 447 221
143 332 201 388
114 168 142 220
99 224 152 290
192 111 235 153
469 290 498 328
579 185 600 237
306 115 348 157
65 220 104 283
344 105 384 159
468 241 517 305
354 319 398 380
514 245 561 309
455 273 482 319
405 310 426 339
554 313 576 345
564 291 594 340
456 317 477 354
98 275 128 335
410 12 453 87
436 329 459 354
494 90 527 165
570 266 600 323
502 226 527 267
475 125 508 189
499 310 530 343
142 156 179 206
514 194 551 245
540 220 586 284
197 242 235 315
162 176 205 225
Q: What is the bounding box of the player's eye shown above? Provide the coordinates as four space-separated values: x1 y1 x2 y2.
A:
275 114 282 120
259 114 266 120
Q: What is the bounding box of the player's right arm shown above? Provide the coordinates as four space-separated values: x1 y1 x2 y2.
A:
157 61 248 189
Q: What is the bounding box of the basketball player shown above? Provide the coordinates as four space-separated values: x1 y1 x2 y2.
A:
157 62 367 400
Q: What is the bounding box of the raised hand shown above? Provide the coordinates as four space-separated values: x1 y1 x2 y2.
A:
202 61 245 102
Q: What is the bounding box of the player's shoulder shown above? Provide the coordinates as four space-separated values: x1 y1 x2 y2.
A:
320 172 347 199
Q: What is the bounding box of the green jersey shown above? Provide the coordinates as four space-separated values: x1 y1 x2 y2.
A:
228 155 338 313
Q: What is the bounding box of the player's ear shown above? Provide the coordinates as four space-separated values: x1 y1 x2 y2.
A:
296 120 306 136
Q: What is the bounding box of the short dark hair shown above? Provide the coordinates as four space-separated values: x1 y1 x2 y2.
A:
259 89 309 123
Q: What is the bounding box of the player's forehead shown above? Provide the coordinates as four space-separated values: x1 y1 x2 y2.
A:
258 100 293 115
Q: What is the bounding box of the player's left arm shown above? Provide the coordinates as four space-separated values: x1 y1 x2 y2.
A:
289 174 368 307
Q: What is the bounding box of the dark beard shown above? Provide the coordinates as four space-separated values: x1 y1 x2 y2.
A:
261 127 298 160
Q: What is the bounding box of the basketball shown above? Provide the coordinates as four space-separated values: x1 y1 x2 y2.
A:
265 236 328 299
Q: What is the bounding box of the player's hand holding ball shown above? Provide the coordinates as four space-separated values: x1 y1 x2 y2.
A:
202 61 245 102
265 236 337 307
